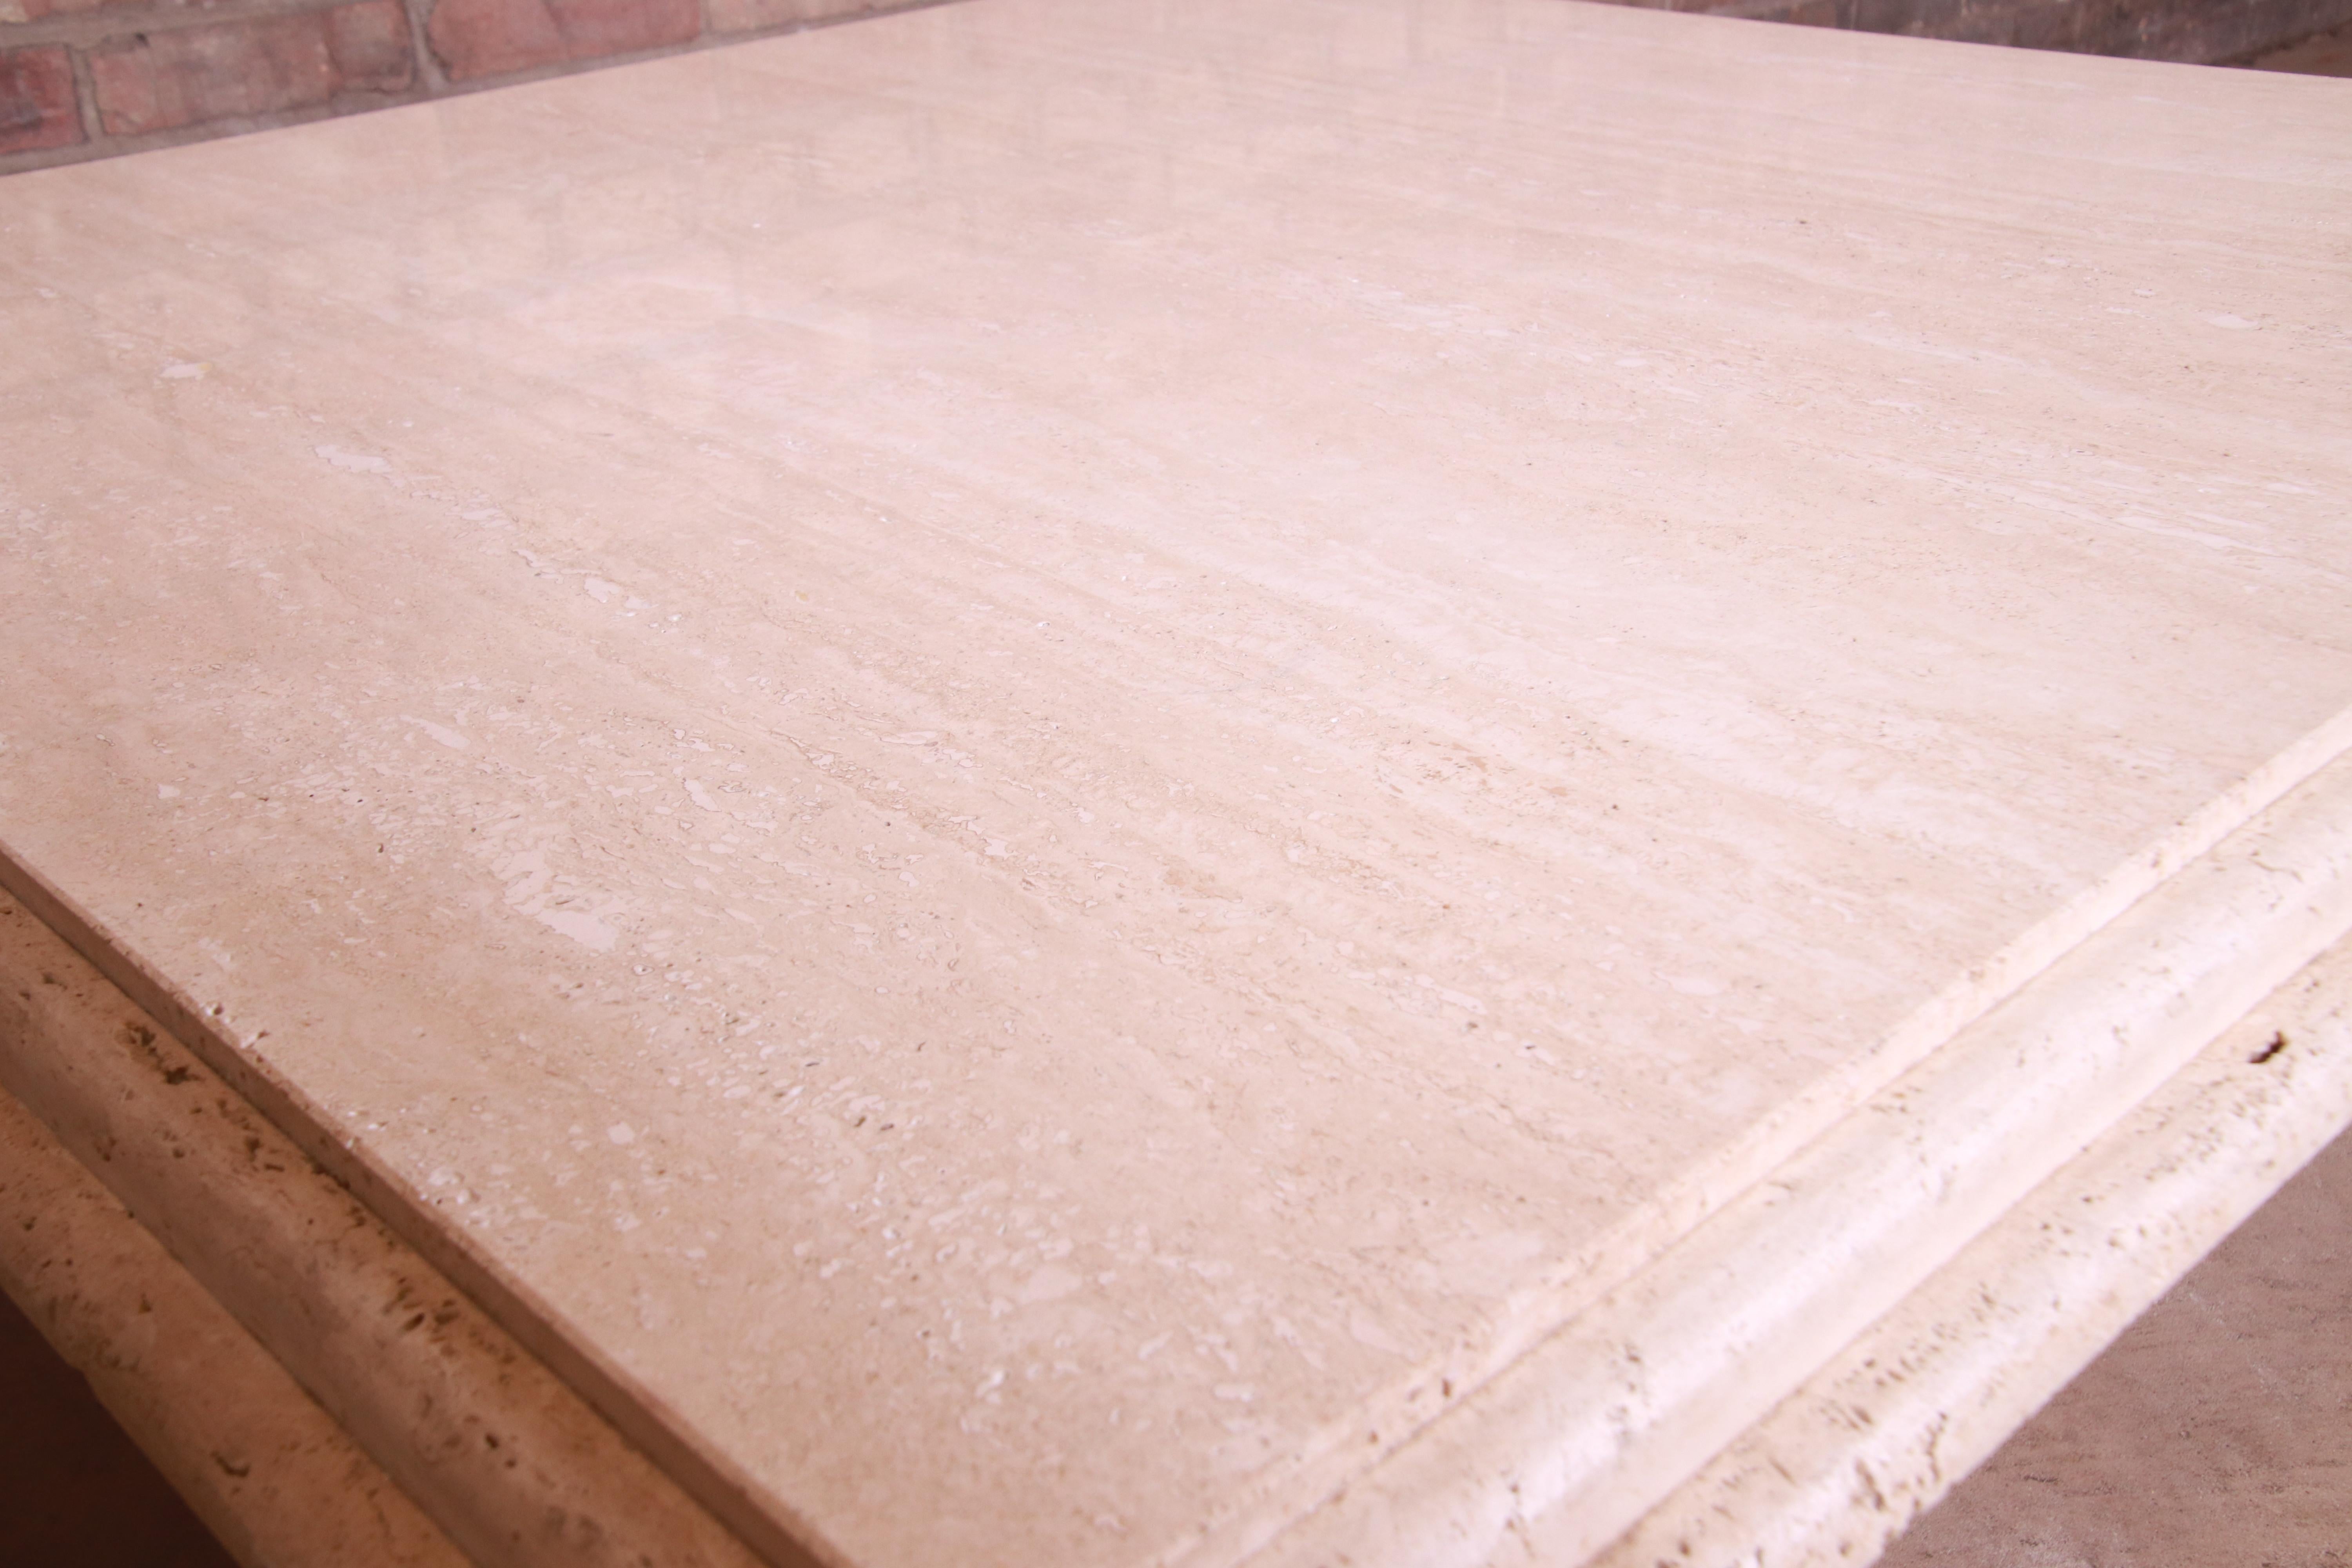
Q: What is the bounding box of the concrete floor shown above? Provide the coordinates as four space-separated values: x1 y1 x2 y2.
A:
0 1287 235 1568
1882 1124 2352 1568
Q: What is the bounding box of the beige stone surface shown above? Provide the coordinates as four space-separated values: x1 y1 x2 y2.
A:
1 3 2350 1564
0 886 771 1568
0 1079 473 1568
1882 1078 2352 1568
1254 746 2352 1567
1599 931 2352 1568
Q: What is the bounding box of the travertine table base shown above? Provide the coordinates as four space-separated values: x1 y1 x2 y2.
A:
2 2 2349 1564
9 871 2352 1567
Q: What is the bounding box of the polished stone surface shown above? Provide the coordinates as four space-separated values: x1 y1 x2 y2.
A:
3 2 2350 1563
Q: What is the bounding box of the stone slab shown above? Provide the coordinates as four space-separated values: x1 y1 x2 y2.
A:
0 1077 472 1568
1599 927 2352 1568
0 887 771 1568
1247 743 2352 1566
1879 1018 2352 1568
2 3 2350 1564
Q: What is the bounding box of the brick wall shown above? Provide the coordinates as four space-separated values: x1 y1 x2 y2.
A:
1618 0 2352 65
6 0 2352 176
0 0 927 174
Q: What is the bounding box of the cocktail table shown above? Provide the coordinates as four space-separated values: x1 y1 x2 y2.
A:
4 4 2350 1564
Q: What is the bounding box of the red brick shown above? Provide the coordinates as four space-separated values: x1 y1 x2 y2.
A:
8 0 352 20
705 0 880 37
426 0 698 81
4 0 258 26
87 1 413 138
0 45 81 154
0 0 109 23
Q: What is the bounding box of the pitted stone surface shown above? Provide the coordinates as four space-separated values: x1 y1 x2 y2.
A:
2 4 2349 1564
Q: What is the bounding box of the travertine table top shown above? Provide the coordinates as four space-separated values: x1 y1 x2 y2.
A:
2 3 2348 1563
